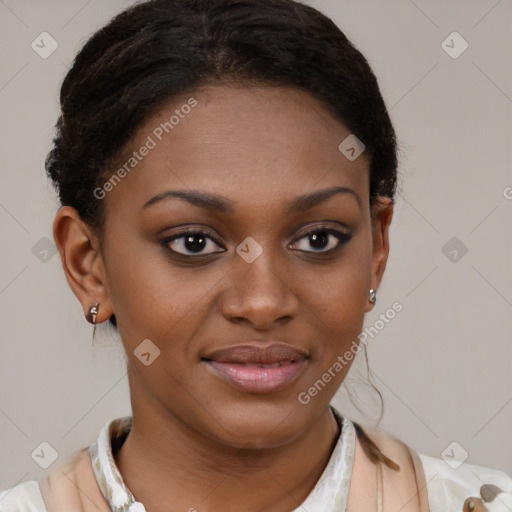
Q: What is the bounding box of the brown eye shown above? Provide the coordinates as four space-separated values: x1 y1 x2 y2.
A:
162 231 225 256
290 228 352 253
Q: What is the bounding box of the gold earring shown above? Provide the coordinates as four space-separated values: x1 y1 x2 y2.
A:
368 289 376 304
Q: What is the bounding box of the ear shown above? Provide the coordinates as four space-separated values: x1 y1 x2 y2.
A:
365 196 394 312
52 206 114 324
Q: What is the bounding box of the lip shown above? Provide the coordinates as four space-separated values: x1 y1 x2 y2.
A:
202 343 309 394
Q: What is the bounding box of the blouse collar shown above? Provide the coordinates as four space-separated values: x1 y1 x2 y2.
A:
88 406 355 512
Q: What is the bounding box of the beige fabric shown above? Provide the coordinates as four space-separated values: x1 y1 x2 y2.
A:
346 426 430 512
39 448 110 512
38 424 430 512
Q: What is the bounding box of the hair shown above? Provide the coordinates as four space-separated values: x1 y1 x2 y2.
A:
45 0 399 470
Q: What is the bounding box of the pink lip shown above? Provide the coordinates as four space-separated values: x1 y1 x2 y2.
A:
202 343 308 394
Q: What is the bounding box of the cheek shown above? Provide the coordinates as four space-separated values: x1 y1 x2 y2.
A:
299 244 372 361
303 243 371 324
306 273 368 359
101 236 174 336
103 236 221 350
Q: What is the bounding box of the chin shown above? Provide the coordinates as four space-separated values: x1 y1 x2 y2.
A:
200 397 318 448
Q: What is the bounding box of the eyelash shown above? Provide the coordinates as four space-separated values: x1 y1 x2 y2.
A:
160 225 352 259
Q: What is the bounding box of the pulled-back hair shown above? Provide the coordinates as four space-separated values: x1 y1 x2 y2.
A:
46 0 397 234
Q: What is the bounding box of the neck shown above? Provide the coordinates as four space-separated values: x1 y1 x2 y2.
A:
114 401 341 512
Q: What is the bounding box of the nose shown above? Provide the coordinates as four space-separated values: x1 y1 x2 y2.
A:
221 250 299 330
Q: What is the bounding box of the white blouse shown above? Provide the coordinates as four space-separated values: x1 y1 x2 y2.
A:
1 409 512 512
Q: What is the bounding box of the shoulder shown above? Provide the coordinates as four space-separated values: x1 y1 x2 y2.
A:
0 480 47 511
361 424 512 511
40 448 110 512
0 448 105 512
1 416 127 512
348 423 430 511
419 453 512 511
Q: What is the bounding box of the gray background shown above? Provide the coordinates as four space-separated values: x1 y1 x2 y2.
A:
0 0 511 489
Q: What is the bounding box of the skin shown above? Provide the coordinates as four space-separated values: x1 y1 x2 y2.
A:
53 85 393 512
463 498 486 512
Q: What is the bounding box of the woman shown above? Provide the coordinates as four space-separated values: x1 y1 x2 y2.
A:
1 0 511 510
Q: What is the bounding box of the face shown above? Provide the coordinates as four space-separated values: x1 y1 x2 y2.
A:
59 85 392 448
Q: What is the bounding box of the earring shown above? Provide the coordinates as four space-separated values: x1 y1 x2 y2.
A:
86 303 100 324
86 303 100 345
368 289 376 304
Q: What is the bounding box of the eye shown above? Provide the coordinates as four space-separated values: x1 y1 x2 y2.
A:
290 227 352 253
162 230 225 256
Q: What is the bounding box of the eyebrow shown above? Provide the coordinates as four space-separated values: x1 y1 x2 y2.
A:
141 185 361 215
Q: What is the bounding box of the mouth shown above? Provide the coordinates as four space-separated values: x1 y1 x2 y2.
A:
202 343 309 394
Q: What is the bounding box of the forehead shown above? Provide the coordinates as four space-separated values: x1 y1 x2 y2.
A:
102 85 370 217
